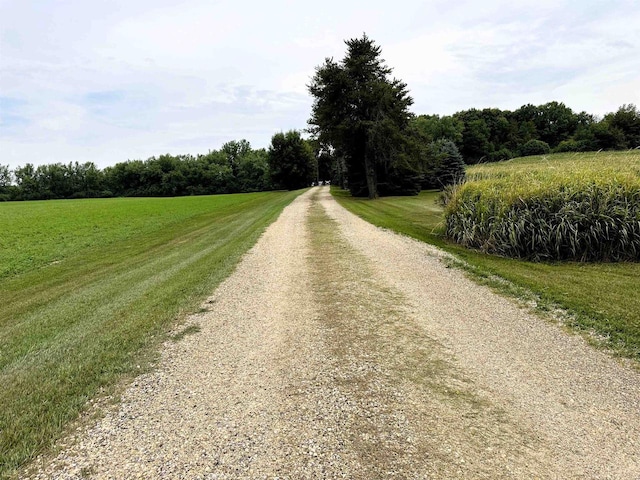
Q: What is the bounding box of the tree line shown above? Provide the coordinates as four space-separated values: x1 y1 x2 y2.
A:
2 35 639 202
0 137 316 201
414 102 640 164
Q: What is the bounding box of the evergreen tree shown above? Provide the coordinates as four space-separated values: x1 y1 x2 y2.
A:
308 34 417 198
422 139 465 189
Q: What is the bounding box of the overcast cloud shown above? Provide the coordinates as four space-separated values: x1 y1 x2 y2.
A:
1 0 639 169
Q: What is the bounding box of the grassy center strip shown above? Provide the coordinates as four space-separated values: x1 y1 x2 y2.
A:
306 194 535 476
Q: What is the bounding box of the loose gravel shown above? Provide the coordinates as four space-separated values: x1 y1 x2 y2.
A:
25 187 640 479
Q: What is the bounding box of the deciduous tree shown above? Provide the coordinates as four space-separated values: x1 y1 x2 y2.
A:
267 130 315 190
605 104 640 148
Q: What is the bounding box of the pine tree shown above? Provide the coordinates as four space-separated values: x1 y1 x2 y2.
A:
308 35 418 198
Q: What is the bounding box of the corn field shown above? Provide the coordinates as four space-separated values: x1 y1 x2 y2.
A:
444 151 640 262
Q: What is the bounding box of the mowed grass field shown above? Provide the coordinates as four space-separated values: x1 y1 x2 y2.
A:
0 191 301 475
333 151 640 360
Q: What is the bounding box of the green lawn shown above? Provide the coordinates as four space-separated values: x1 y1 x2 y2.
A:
332 188 640 360
0 191 301 476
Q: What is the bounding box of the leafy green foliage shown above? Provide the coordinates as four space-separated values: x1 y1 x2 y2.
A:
267 130 316 190
554 139 590 153
444 152 640 261
410 114 464 145
411 102 639 165
12 162 105 200
0 165 12 188
308 34 418 198
5 101 638 202
533 101 579 146
0 191 300 475
487 148 514 162
574 120 626 151
605 104 640 148
520 139 551 156
458 116 492 162
4 141 274 201
0 165 13 201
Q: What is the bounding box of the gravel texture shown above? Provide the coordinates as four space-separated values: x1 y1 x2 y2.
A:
25 187 640 479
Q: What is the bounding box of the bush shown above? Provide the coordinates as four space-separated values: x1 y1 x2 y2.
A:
555 140 579 153
488 148 513 162
520 139 550 156
554 139 596 153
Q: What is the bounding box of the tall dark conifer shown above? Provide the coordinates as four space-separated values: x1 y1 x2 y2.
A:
308 34 417 198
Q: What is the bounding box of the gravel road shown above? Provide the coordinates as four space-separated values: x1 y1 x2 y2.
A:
26 187 640 479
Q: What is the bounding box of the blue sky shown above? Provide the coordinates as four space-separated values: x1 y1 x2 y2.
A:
1 0 639 169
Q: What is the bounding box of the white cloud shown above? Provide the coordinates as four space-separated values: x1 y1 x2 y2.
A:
1 0 639 168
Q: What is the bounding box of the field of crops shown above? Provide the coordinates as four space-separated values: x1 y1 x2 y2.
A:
0 191 300 475
445 151 640 261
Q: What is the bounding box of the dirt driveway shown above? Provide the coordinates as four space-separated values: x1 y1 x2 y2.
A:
27 187 640 479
